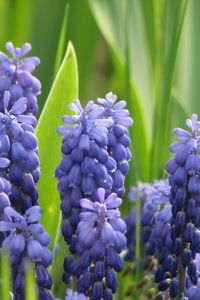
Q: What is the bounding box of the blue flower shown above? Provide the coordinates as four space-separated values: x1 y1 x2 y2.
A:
0 42 41 114
0 176 11 246
66 188 126 299
56 99 113 247
96 92 133 196
65 289 86 300
0 205 54 300
0 91 39 212
57 99 113 147
56 97 131 298
97 92 133 128
125 180 170 262
155 114 200 297
78 188 126 249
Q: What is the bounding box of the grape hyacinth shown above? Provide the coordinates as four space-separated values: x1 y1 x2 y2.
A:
65 289 86 300
56 99 113 250
0 176 11 246
0 204 54 300
56 95 132 299
0 42 41 114
0 91 39 213
125 180 170 262
155 114 200 299
97 92 133 196
73 188 126 300
0 42 53 299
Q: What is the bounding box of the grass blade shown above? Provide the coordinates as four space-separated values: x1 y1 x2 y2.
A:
150 0 189 179
0 250 11 300
53 4 69 77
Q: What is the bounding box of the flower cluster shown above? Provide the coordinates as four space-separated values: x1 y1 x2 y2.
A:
97 92 133 196
0 176 11 246
56 99 113 255
155 114 200 299
72 188 126 299
0 43 53 300
125 180 170 262
0 42 41 114
0 91 39 213
56 94 133 299
65 289 86 300
0 205 53 300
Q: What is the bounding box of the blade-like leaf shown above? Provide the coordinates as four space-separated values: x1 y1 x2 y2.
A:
89 0 151 182
175 0 200 116
53 4 69 77
0 250 11 300
36 41 78 250
150 0 189 179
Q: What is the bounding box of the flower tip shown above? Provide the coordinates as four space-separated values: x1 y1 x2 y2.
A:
106 91 117 102
5 42 14 54
21 42 32 54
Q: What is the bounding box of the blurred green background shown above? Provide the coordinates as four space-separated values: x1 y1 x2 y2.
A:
0 0 111 110
1 0 199 298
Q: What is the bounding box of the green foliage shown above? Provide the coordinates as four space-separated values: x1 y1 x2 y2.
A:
36 42 78 251
53 4 69 78
0 251 11 300
25 262 38 300
89 0 190 182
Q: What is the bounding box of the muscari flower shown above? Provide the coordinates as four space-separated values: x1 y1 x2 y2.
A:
56 96 132 297
0 205 54 300
155 114 200 298
65 289 86 300
97 92 133 196
124 180 170 262
68 188 126 300
0 176 11 246
0 42 40 115
0 91 39 213
56 99 114 283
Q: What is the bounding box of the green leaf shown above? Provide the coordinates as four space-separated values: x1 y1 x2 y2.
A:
25 263 37 300
0 250 11 300
36 41 78 250
53 4 69 78
89 0 151 182
150 0 189 179
175 0 200 116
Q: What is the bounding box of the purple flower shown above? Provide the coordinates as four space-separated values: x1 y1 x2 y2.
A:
0 205 53 300
56 97 131 298
185 287 200 300
97 92 133 196
57 99 113 147
0 176 11 246
155 114 200 297
125 180 170 262
0 42 41 114
56 100 113 248
78 188 125 249
97 92 133 128
67 188 126 299
0 91 39 212
65 289 86 300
